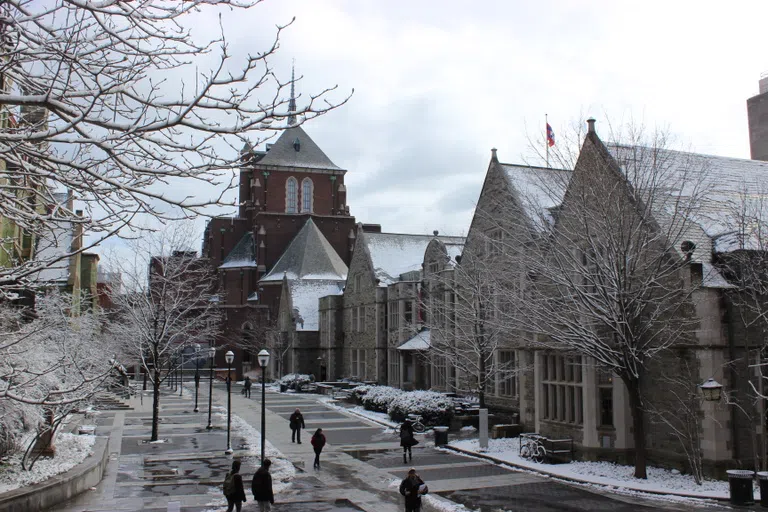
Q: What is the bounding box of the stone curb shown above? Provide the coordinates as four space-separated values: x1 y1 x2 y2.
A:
0 436 109 512
442 445 732 504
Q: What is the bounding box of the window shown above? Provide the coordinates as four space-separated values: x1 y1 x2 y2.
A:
389 348 400 386
404 301 413 324
498 350 518 397
428 261 439 274
355 306 365 332
598 367 614 427
286 177 298 213
541 354 583 424
350 348 366 379
301 178 313 212
354 274 362 292
485 229 504 256
432 356 446 389
389 301 399 329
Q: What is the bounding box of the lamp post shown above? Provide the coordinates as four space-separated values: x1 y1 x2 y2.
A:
700 377 723 402
258 349 271 463
193 343 201 412
316 355 323 382
179 351 185 397
225 350 235 455
206 346 216 430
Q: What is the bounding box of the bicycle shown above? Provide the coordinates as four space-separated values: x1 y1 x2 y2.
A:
394 415 427 435
519 433 547 463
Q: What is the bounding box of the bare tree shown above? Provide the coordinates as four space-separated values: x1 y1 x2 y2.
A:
487 123 711 479
0 0 350 295
109 226 220 441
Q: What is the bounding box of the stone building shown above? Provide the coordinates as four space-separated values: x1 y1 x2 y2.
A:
747 75 768 161
201 111 357 376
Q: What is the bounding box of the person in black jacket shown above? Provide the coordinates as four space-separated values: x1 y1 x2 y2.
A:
224 459 246 512
400 419 418 464
251 459 274 511
399 468 426 512
289 408 305 443
311 428 327 469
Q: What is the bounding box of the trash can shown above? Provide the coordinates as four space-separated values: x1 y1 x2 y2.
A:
758 471 768 507
279 384 287 393
727 470 755 506
434 426 449 446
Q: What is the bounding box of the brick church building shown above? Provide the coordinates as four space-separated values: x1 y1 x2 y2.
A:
201 109 358 376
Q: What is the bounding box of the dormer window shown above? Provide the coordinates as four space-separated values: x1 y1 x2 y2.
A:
301 178 313 213
286 177 298 213
293 137 301 152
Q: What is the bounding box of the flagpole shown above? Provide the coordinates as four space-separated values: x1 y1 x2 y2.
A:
545 113 549 168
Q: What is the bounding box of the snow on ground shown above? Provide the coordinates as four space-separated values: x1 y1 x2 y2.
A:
450 437 741 500
318 397 399 429
0 432 96 494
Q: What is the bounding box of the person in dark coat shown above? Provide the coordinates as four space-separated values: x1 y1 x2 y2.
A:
224 459 246 512
399 468 426 512
311 428 327 469
400 419 418 464
242 376 252 398
251 459 274 511
289 408 305 443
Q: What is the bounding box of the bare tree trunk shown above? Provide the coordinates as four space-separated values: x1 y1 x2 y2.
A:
151 369 161 442
625 376 647 479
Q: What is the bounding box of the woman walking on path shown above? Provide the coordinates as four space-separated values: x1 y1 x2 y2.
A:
311 428 326 469
400 419 418 464
223 460 246 512
399 468 427 512
289 408 305 443
242 376 252 398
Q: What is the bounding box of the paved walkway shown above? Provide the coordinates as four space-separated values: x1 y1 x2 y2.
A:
51 383 732 511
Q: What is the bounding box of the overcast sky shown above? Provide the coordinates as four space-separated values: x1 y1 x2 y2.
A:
97 0 768 257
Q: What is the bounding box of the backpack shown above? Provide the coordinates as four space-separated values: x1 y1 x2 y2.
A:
223 472 236 496
400 427 410 440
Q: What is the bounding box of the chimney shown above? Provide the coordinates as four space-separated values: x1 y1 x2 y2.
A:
587 118 596 134
760 76 768 95
491 148 498 162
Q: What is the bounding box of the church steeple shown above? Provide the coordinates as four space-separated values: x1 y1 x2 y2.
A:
288 62 297 126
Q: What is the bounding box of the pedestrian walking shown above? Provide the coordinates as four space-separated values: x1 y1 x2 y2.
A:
223 460 246 512
311 428 326 469
242 376 252 398
289 408 305 443
400 419 418 464
251 459 275 511
399 468 427 512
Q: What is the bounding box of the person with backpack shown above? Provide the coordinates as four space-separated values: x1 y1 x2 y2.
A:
399 468 427 512
242 376 252 398
223 459 246 512
289 408 305 443
251 459 275 511
311 428 326 469
400 419 418 464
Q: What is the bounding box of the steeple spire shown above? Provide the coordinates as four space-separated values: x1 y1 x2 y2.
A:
288 61 297 126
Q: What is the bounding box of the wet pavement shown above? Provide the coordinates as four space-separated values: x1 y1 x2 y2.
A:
51 383 731 512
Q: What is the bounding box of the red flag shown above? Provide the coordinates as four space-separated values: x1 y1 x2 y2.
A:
546 123 555 147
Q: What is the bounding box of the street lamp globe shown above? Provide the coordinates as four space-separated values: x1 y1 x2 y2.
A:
208 346 216 359
225 350 235 364
257 349 270 368
700 377 723 402
194 343 201 353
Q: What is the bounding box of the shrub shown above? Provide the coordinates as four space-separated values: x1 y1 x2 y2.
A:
360 386 404 413
387 391 454 426
278 374 312 389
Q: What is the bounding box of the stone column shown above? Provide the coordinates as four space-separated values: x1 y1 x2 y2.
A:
534 351 542 433
581 357 598 448
518 349 531 427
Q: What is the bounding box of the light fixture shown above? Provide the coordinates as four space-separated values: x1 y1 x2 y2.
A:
699 377 723 402
225 350 234 365
258 349 270 368
208 346 216 359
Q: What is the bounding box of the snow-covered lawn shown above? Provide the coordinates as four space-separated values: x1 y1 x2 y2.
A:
318 397 399 429
450 437 742 500
0 432 96 494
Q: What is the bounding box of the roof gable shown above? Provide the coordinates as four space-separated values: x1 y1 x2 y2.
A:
256 126 341 171
260 218 348 282
219 232 257 269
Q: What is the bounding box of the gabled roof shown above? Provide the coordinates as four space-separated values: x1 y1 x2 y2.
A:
260 218 348 282
288 279 344 331
219 232 257 269
364 232 466 285
500 163 571 229
255 126 341 171
397 329 431 351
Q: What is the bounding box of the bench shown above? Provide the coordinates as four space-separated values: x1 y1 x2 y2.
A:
491 424 522 439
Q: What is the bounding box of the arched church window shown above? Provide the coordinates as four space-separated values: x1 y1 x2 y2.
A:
286 177 298 213
301 178 313 213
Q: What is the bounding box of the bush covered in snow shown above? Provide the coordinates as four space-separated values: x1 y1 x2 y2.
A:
278 374 312 390
387 390 454 426
359 386 404 413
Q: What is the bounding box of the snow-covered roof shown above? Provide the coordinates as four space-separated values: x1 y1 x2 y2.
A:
365 233 465 285
260 218 348 282
255 126 342 171
397 329 431 351
500 164 571 229
289 280 344 331
219 232 257 269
